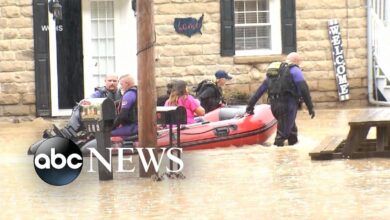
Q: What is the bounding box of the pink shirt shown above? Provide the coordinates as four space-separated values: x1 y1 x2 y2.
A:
165 95 201 124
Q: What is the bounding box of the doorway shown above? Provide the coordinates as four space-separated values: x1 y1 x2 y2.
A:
82 0 137 97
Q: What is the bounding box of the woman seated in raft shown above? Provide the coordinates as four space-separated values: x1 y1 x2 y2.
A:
165 80 205 124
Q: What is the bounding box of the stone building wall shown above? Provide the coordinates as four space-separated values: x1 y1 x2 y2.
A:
0 0 368 118
0 0 35 119
296 0 368 108
154 0 368 108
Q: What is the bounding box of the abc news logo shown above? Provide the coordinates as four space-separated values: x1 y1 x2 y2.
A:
33 137 183 186
34 137 82 186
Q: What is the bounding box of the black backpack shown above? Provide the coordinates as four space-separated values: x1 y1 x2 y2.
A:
266 62 297 99
194 79 217 97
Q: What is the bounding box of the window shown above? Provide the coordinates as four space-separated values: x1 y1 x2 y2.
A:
384 0 390 24
234 0 281 55
372 0 387 21
220 0 294 57
90 0 116 85
371 0 390 24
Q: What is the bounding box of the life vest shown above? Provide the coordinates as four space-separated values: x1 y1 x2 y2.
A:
94 86 122 101
266 62 298 100
118 87 138 124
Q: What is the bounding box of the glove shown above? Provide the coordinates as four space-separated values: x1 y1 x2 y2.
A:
246 106 254 115
309 109 315 119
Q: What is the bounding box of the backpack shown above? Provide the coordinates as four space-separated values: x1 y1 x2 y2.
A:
120 87 138 124
266 61 298 99
194 79 217 97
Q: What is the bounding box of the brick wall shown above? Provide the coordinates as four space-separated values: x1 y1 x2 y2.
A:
0 0 35 119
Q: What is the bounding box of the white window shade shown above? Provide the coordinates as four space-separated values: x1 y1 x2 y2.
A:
90 0 116 85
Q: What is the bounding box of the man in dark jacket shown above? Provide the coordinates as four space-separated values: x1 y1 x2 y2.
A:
245 52 315 147
90 74 122 100
197 70 232 113
44 74 122 140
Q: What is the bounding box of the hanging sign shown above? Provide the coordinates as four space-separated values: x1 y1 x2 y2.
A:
328 19 350 101
174 14 204 37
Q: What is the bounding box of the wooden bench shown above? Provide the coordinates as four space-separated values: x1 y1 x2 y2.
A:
309 135 345 160
310 108 390 160
342 108 390 159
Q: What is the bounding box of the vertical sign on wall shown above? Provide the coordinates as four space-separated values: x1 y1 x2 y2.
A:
328 19 350 101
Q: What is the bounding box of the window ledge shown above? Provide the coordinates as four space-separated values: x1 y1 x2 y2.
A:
233 54 286 64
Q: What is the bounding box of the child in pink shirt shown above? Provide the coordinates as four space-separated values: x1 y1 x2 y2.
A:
165 80 205 124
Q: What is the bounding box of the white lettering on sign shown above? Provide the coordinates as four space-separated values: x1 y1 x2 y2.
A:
336 73 348 85
328 19 349 101
41 25 63 32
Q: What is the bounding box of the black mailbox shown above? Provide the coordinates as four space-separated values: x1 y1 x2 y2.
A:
80 98 116 181
80 98 116 132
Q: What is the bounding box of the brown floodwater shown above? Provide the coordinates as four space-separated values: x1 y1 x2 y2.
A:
1 108 390 219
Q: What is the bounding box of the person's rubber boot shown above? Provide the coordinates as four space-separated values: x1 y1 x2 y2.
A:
63 126 79 139
288 136 298 146
274 139 285 147
61 126 82 143
52 124 72 139
43 129 54 138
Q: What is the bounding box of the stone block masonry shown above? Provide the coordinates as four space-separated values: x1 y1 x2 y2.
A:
0 1 35 118
154 0 368 109
0 0 369 118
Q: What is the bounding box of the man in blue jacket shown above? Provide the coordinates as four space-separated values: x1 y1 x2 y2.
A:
245 52 315 147
111 74 138 136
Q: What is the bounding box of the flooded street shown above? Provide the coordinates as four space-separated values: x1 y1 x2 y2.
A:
1 108 390 219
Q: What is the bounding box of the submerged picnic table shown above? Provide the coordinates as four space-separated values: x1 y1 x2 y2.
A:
310 108 390 160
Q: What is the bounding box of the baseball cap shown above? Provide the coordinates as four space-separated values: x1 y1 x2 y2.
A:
215 70 232 80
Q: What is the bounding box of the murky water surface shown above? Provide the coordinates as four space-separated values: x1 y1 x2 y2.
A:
1 108 390 219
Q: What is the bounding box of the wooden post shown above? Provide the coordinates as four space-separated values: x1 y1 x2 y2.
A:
137 0 158 177
95 129 113 181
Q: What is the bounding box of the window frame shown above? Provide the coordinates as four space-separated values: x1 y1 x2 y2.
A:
234 0 282 56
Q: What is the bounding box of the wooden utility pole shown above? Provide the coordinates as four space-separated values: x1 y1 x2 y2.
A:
137 0 158 177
